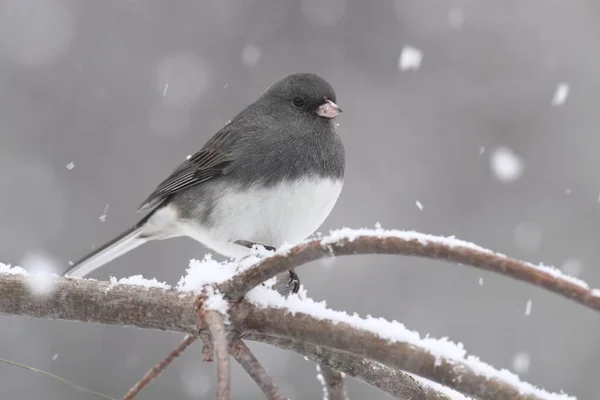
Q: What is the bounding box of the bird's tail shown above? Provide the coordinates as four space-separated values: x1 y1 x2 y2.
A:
63 226 147 278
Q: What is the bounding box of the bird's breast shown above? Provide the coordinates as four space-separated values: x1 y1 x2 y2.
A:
203 177 343 252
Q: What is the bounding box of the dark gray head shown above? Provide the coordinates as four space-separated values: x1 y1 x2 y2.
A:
260 73 342 120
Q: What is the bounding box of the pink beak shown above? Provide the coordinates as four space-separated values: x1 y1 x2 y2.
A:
316 99 342 118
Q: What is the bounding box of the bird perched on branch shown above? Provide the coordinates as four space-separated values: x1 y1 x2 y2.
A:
64 72 345 290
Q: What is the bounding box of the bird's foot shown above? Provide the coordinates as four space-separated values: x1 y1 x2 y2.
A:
234 239 276 252
234 239 300 296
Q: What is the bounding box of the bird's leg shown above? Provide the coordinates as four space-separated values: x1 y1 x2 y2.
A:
234 239 276 252
234 239 300 294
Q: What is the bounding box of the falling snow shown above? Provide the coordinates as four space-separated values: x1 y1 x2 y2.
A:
20 253 60 297
99 204 109 222
561 258 583 277
512 351 531 374
551 83 569 106
524 300 532 316
398 46 423 71
490 146 524 183
415 200 423 211
65 161 74 170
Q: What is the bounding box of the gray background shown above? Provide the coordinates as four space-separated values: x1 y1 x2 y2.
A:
1 0 599 398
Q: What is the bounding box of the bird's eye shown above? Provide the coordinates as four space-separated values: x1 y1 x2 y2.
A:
292 97 305 107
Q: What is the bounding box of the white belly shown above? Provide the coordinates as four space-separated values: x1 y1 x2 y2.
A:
182 178 343 258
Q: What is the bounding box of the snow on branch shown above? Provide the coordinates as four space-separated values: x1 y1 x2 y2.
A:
0 227 587 400
219 227 600 312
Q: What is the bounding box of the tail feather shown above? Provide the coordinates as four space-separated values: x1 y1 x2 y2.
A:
63 226 147 278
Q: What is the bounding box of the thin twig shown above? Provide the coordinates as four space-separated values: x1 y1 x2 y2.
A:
250 334 451 400
0 358 117 400
204 310 230 400
200 330 214 362
317 364 347 400
122 335 196 400
230 339 286 400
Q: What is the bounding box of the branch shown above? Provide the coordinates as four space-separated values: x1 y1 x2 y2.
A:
203 309 230 400
219 229 600 314
0 272 571 400
247 334 452 400
317 364 347 400
230 339 287 400
200 330 215 362
234 302 559 400
123 335 196 400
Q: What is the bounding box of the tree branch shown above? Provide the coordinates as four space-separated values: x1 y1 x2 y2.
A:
123 335 196 400
230 339 287 400
0 271 570 400
234 302 553 400
202 309 230 400
246 334 452 400
317 364 347 400
218 230 600 314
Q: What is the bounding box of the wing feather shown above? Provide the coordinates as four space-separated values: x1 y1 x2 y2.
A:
137 124 253 212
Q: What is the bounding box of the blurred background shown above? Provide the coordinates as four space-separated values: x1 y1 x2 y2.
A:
1 0 599 398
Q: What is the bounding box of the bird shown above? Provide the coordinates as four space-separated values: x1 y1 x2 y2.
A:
63 72 345 282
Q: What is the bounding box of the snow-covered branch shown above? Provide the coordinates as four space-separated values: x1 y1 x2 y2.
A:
221 228 600 312
0 228 585 400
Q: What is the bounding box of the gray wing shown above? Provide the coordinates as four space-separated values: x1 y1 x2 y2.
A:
137 126 245 213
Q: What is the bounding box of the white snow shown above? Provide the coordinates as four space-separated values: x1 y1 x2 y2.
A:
108 275 171 290
490 146 524 183
52 353 58 361
561 258 582 278
410 374 474 399
315 364 328 400
318 227 593 292
478 278 484 286
65 161 74 170
398 46 423 71
479 146 485 155
415 200 424 211
551 83 569 106
176 254 238 292
203 287 229 320
244 285 573 400
525 300 532 316
99 204 109 222
0 263 29 276
20 253 60 296
512 351 531 374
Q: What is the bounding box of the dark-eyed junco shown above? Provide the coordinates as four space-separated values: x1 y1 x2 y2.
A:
64 73 345 283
